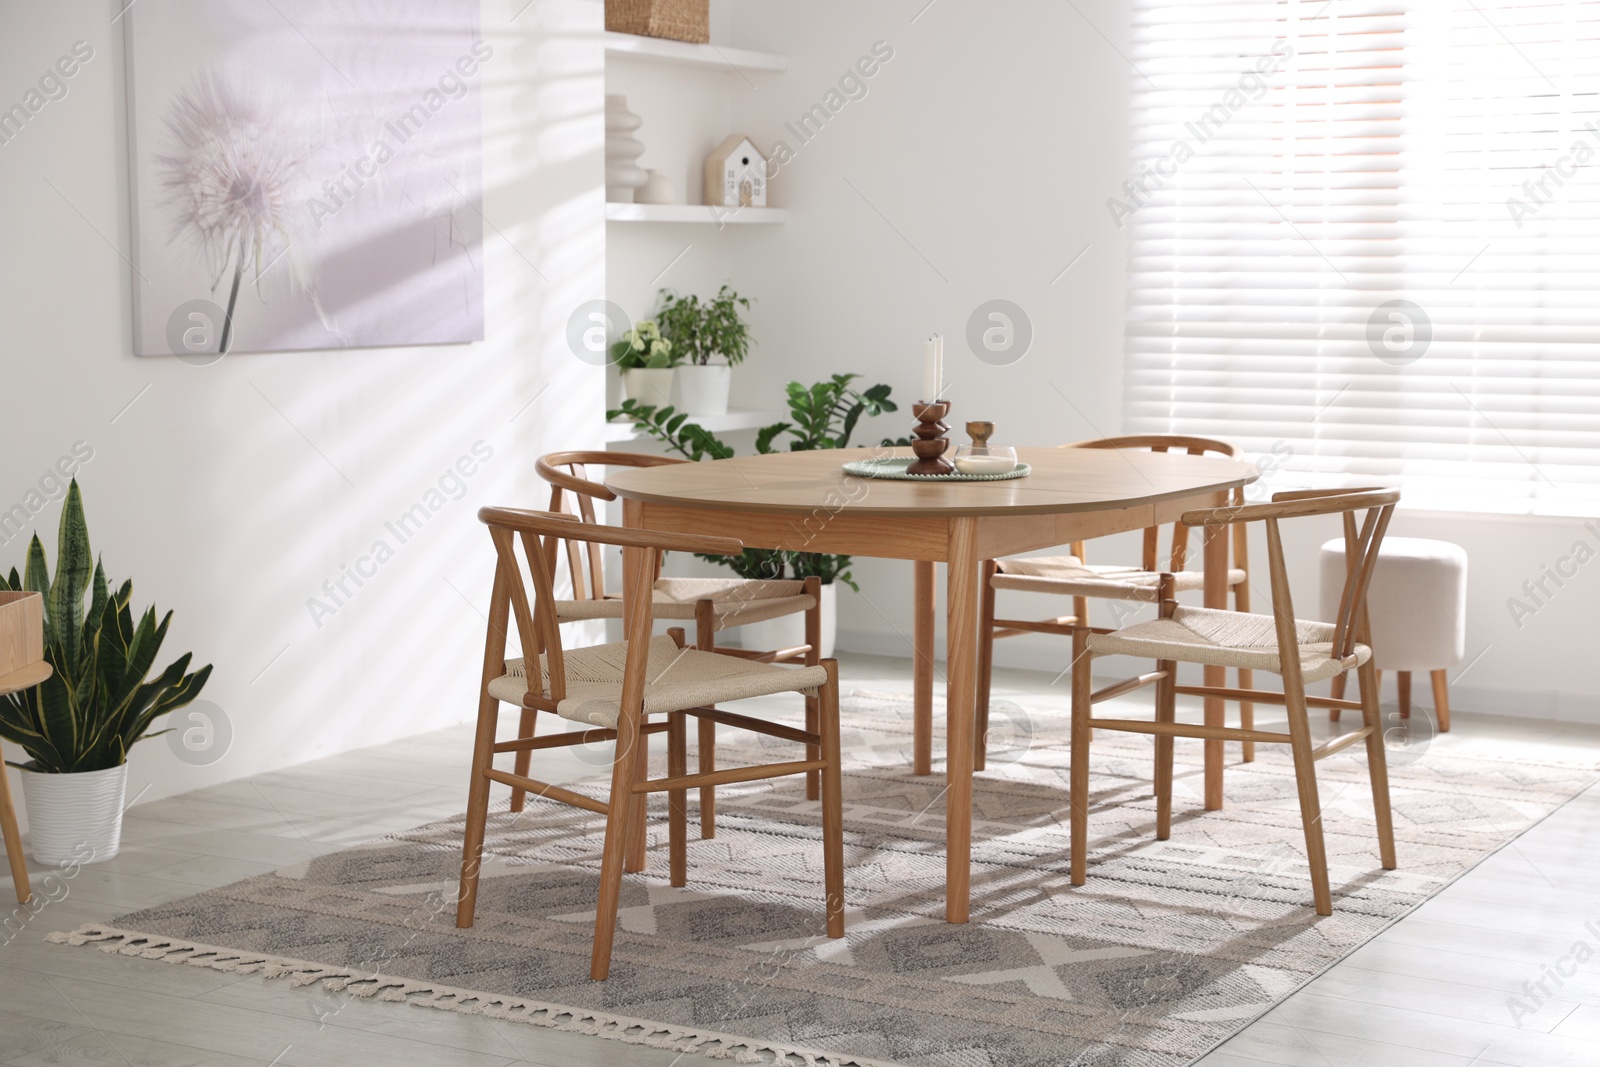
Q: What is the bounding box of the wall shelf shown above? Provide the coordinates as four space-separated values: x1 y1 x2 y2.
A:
605 408 784 442
602 31 787 73
606 203 785 225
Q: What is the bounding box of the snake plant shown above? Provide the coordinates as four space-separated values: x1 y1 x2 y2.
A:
0 480 212 773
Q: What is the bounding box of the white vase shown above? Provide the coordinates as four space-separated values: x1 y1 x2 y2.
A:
605 95 648 203
621 367 675 407
636 169 677 205
737 582 836 659
20 762 127 865
676 363 732 416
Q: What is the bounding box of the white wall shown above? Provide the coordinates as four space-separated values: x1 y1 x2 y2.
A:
721 0 1600 721
0 0 607 829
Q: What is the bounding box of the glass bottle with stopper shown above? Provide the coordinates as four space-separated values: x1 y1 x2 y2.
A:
954 420 1019 475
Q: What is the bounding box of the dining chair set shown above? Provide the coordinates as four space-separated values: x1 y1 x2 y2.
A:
453 436 1401 979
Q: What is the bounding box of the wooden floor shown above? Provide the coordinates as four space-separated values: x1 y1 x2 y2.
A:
2 653 1598 1067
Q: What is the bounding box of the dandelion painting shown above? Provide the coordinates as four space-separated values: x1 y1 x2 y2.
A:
126 0 485 356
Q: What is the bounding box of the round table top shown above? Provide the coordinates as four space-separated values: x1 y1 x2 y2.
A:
606 447 1258 518
0 660 51 697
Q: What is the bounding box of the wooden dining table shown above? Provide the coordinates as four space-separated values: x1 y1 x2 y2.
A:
606 445 1258 923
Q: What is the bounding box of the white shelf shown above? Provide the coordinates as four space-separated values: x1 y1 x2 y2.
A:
606 203 785 225
602 31 787 73
605 408 784 442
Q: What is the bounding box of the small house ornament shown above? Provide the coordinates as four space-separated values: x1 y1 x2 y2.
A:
704 135 768 207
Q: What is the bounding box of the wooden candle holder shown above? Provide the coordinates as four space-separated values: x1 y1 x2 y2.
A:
907 401 954 475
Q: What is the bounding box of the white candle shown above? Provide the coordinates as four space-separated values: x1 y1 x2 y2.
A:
955 454 1016 475
934 334 945 399
923 336 938 401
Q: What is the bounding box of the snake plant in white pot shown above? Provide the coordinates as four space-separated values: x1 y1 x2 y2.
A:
0 481 212 863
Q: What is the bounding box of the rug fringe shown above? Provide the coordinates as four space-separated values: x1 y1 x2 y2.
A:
48 924 886 1067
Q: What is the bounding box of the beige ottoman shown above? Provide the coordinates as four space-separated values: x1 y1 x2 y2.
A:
1319 537 1467 731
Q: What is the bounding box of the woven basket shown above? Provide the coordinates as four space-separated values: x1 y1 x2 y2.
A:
606 0 709 43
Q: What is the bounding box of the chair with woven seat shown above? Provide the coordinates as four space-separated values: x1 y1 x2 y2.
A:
977 435 1254 770
456 507 844 980
1069 488 1400 915
534 451 824 837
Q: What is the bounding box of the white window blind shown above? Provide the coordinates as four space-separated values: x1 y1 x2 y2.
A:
1122 0 1600 516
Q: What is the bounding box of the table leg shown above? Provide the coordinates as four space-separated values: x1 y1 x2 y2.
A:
913 560 935 776
945 519 978 923
1203 516 1228 811
0 742 31 904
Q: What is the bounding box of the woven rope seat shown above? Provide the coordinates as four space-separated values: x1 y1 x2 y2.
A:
555 578 815 629
488 635 829 729
992 554 1246 601
1088 605 1371 683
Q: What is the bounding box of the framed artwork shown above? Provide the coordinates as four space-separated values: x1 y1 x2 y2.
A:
125 0 486 357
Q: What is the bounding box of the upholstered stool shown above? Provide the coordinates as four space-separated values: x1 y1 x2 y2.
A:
1319 537 1467 731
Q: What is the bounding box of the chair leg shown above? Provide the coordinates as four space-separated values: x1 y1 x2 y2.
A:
0 742 31 905
1360 658 1398 870
804 585 822 801
1069 630 1093 886
1398 670 1412 720
1237 668 1255 762
975 560 997 773
1432 669 1451 733
818 661 846 939
695 605 718 838
668 712 687 888
456 691 502 929
509 708 537 813
1284 683 1333 916
1329 672 1345 722
1154 659 1176 840
590 710 645 981
1234 582 1255 761
625 729 649 874
697 718 717 839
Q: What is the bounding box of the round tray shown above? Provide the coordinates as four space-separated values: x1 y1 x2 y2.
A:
841 457 1031 482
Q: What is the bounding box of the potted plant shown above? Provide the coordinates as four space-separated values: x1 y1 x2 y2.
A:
606 373 908 655
656 285 751 416
612 319 677 408
0 481 212 864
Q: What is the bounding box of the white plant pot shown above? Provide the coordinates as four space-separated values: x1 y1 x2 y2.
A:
621 367 675 408
20 762 127 865
676 363 732 416
737 582 836 659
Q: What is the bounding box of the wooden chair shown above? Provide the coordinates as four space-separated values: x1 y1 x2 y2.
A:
977 435 1254 770
1069 488 1399 915
534 452 824 836
456 507 844 980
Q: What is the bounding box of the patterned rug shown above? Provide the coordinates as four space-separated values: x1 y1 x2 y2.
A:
53 693 1600 1067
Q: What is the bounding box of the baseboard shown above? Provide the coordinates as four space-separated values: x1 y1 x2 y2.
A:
835 627 1600 726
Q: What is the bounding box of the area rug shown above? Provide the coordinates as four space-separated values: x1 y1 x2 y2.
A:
53 693 1600 1066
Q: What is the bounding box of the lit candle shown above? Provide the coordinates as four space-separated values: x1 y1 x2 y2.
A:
923 336 938 401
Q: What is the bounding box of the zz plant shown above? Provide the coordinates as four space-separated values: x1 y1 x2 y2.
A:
0 480 212 773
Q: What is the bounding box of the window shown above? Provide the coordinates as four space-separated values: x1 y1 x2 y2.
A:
1121 0 1600 516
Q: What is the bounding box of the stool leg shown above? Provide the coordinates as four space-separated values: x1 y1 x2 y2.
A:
1398 671 1411 720
1432 669 1451 732
1 744 31 905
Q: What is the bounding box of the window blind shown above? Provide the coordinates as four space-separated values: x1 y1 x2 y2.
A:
1122 0 1600 516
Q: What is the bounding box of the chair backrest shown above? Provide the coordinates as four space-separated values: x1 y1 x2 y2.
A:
1180 488 1400 677
475 506 741 709
535 451 688 601
1066 434 1246 573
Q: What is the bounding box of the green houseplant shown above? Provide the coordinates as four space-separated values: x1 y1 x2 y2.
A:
0 480 212 863
655 285 751 416
612 319 677 408
607 373 909 655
